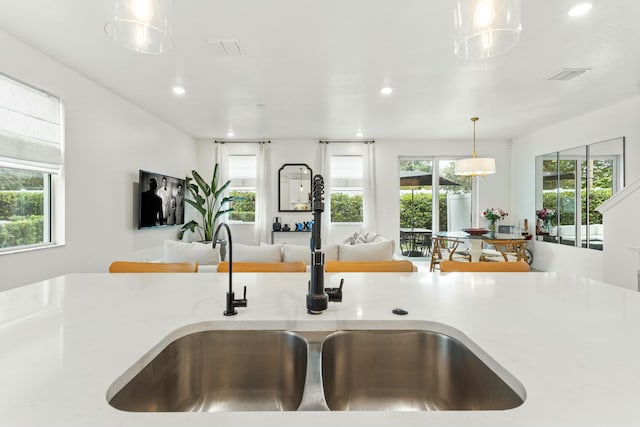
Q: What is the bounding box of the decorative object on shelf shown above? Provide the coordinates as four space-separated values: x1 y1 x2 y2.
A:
481 208 508 232
453 0 522 60
295 222 304 231
304 221 314 232
104 0 175 55
536 208 556 234
181 163 243 242
455 117 496 176
282 224 291 231
272 217 281 231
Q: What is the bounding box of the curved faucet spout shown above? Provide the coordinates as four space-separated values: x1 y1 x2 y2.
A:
213 223 247 316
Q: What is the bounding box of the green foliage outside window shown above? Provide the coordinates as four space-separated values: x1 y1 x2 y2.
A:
0 191 44 219
229 191 256 222
0 190 45 248
542 188 611 226
331 193 363 223
0 216 44 248
399 193 449 230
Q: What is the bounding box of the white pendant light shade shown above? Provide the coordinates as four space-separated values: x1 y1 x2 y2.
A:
105 0 174 55
455 157 496 176
455 117 496 176
453 0 522 59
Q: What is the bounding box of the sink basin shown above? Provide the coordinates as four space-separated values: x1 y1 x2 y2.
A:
109 330 307 412
321 330 524 411
108 326 524 412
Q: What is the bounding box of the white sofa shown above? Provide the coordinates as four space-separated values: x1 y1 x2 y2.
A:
161 232 412 272
556 224 604 244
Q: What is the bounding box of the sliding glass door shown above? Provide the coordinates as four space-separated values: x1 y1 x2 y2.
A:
399 158 471 256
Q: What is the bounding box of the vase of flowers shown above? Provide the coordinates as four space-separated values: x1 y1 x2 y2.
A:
481 208 508 232
536 208 556 233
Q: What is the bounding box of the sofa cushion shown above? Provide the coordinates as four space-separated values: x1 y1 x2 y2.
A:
283 244 310 263
338 240 394 261
234 243 282 262
324 244 339 261
163 240 220 265
283 244 339 262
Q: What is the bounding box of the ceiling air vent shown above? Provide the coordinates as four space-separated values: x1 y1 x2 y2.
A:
207 38 244 56
547 68 590 81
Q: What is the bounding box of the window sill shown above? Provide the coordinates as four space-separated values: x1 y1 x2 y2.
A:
0 242 65 256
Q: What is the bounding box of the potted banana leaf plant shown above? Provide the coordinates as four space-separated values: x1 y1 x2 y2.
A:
181 163 240 242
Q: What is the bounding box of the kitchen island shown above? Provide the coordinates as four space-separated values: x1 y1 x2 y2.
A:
1 271 640 426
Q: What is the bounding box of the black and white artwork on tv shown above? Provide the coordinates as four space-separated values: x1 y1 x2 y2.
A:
138 170 185 229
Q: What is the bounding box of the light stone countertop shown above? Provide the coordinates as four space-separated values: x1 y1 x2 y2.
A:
1 271 640 426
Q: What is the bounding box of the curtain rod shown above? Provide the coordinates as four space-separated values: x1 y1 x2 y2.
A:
214 140 271 144
319 140 375 144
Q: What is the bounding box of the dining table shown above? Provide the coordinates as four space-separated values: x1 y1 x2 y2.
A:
434 230 527 262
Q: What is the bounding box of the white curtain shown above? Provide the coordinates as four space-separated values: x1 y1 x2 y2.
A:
315 142 332 244
254 143 271 243
363 142 377 232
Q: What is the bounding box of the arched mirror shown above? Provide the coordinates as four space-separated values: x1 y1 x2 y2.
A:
279 164 312 212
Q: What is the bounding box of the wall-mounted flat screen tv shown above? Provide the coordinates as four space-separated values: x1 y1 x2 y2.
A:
138 170 185 229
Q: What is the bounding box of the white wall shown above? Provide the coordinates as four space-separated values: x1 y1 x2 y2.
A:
599 178 640 290
0 30 196 291
196 138 512 251
510 95 640 284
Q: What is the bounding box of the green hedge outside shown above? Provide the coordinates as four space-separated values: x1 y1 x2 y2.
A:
542 188 611 225
229 191 256 222
0 216 44 248
399 193 450 230
331 193 363 222
0 191 44 219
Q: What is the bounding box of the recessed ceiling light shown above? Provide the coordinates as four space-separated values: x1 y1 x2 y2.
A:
379 86 393 95
356 131 364 138
226 131 235 137
172 86 186 96
568 3 593 17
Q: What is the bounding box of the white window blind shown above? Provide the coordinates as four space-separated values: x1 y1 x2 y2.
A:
0 74 62 174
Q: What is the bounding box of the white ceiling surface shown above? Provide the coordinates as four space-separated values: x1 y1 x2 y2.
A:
1 0 640 141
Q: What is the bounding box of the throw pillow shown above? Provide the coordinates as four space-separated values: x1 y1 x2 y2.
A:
163 240 220 265
234 243 282 262
338 240 394 261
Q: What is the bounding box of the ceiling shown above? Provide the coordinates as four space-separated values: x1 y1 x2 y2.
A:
1 0 640 141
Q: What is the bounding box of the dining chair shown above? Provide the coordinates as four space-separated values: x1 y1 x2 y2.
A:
325 260 415 272
217 261 307 272
109 261 199 273
429 237 471 272
481 239 529 262
440 260 530 272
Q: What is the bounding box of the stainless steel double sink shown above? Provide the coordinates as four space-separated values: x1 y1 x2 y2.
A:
108 327 525 412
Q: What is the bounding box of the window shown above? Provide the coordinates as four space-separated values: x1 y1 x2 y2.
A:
330 155 363 223
227 155 256 222
535 137 624 250
0 74 62 251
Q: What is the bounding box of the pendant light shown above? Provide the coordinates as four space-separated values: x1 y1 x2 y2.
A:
453 0 522 59
105 0 174 55
455 117 496 176
299 168 305 192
